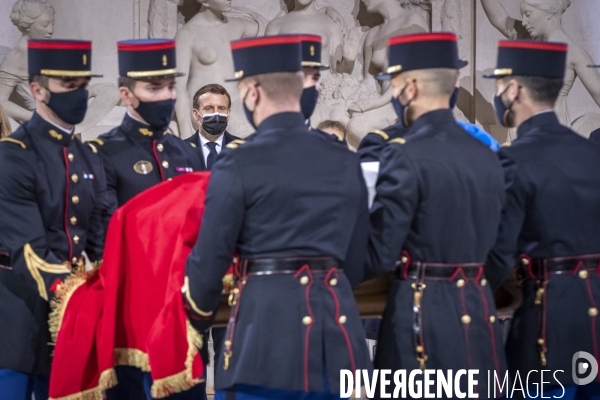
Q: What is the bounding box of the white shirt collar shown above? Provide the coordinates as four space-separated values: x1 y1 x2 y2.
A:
127 111 149 125
199 132 224 148
40 115 73 134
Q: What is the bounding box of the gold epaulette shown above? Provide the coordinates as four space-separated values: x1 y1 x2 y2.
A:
88 138 104 146
87 143 98 153
501 142 512 147
226 139 246 149
371 129 389 140
389 137 406 145
0 137 27 149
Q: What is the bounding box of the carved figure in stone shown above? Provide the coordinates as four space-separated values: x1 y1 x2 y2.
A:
0 0 119 134
264 0 361 129
148 0 181 39
174 0 265 139
346 0 428 143
266 0 360 75
481 0 600 128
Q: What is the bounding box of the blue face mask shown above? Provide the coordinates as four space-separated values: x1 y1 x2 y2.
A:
449 87 459 109
134 97 176 130
300 86 319 121
44 85 89 125
242 85 258 130
391 84 412 128
493 85 515 127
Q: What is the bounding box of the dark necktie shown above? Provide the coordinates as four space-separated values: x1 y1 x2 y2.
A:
206 142 218 170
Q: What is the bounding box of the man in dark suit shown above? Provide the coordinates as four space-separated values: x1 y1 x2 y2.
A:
185 84 240 170
485 40 600 399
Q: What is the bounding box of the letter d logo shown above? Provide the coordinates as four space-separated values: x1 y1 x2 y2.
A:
572 351 599 385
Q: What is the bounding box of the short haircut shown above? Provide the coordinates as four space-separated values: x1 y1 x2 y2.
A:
317 120 347 137
244 71 304 106
118 76 137 91
400 68 458 98
503 75 564 106
28 75 49 86
193 84 232 110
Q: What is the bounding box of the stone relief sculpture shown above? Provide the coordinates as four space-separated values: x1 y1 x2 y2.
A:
0 0 119 134
148 0 181 39
481 0 600 131
264 0 361 131
345 0 429 144
174 0 266 138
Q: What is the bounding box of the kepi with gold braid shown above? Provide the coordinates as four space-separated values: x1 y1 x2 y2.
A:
376 32 468 81
28 39 102 78
118 39 184 79
300 35 329 71
483 40 567 79
226 35 303 82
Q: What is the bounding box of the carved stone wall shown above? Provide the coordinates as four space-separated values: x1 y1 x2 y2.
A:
1 0 599 141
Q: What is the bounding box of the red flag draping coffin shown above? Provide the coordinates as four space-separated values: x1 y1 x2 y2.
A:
50 172 211 400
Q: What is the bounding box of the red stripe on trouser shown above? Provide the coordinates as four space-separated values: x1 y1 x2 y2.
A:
295 265 314 392
62 148 73 261
458 270 473 370
324 268 356 373
474 268 502 393
580 261 600 381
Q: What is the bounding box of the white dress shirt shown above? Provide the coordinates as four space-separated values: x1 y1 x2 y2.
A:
199 132 224 166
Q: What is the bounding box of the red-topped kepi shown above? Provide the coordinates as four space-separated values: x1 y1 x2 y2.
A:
226 35 303 81
117 39 184 79
376 32 468 81
28 39 102 78
484 40 568 79
299 34 329 71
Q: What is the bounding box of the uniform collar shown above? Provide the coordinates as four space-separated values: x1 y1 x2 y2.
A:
256 112 306 133
410 108 456 133
122 112 169 140
517 111 560 139
28 112 74 146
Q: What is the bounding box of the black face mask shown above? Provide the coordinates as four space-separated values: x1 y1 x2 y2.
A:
200 112 228 136
493 85 517 127
242 86 258 129
300 86 319 120
44 86 89 125
449 87 460 109
134 96 176 130
391 84 412 128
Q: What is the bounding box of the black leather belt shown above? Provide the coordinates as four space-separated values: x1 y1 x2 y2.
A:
398 262 484 280
519 254 600 280
246 257 338 275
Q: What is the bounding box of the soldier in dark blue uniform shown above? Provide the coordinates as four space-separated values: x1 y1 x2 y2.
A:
183 35 372 400
485 40 600 399
0 39 108 400
93 39 206 400
368 32 507 397
298 35 349 148
91 39 204 215
357 81 499 163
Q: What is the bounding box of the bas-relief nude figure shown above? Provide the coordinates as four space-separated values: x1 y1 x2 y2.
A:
174 0 264 139
0 0 119 135
346 0 428 143
264 0 361 129
481 0 600 131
